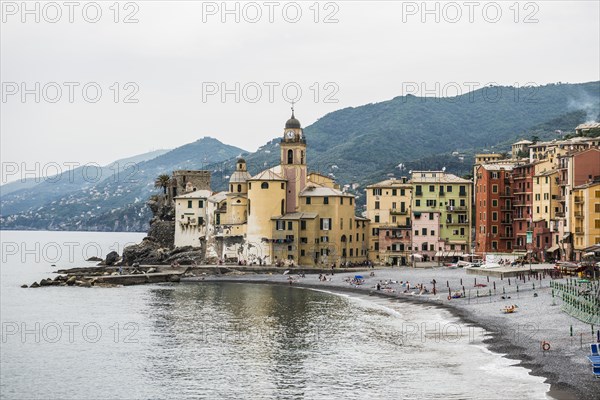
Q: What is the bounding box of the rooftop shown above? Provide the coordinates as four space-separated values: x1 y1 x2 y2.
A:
174 189 213 199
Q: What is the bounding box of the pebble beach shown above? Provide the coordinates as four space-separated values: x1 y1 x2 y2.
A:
185 265 599 400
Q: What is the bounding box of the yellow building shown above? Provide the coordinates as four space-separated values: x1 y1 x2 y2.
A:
176 110 368 266
532 164 560 223
571 182 600 257
365 178 412 264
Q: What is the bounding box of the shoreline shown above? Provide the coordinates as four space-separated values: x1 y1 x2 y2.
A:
183 267 598 400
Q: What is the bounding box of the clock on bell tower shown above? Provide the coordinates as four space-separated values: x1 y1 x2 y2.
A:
280 107 307 213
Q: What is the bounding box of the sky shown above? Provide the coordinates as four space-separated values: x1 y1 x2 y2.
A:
1 1 599 183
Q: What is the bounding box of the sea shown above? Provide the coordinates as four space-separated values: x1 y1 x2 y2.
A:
0 231 552 399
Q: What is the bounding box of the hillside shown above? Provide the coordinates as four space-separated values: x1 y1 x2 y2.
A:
1 81 598 232
0 138 245 231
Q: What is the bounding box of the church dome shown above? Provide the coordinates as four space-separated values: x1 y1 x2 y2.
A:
285 111 301 129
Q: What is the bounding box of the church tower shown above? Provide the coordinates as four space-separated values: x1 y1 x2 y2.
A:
280 107 307 213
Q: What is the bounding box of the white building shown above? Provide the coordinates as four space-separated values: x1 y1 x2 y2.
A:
174 189 212 247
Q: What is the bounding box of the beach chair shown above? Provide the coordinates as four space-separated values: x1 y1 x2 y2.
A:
591 343 599 356
593 365 600 378
587 355 600 365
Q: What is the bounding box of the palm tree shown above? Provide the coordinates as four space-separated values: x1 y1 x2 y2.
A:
154 174 171 194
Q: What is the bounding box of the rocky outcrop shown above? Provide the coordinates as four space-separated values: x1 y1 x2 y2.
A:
147 221 175 249
104 251 120 266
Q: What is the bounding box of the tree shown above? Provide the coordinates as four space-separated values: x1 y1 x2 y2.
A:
154 174 171 194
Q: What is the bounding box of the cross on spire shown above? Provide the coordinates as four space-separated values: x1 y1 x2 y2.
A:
291 101 295 118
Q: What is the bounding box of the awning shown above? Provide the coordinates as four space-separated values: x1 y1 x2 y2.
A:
412 254 423 259
434 251 442 257
563 233 571 240
546 245 559 253
413 212 422 217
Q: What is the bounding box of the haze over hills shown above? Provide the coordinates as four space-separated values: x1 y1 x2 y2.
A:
1 81 598 232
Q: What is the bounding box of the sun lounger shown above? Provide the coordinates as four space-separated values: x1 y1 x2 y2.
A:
593 365 600 378
587 355 600 365
591 343 599 356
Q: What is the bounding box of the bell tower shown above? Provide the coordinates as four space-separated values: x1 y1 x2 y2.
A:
280 106 307 213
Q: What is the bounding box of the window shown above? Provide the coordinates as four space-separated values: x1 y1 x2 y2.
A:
392 189 397 196
429 185 435 192
415 185 422 195
287 149 293 164
375 201 380 210
301 250 305 257
198 200 204 208
276 220 285 230
415 200 421 207
492 212 498 221
300 237 308 243
492 225 498 234
340 197 344 205
492 199 498 207
373 188 382 196
429 213 434 220
430 230 434 236
287 221 293 230
374 215 380 223
350 197 353 205
324 197 329 204
261 182 269 189
492 185 498 193
306 197 311 205
426 199 436 207
237 184 242 192
422 228 427 235
187 200 192 208
447 185 452 192
374 242 379 250
281 183 285 190
320 218 332 230
401 189 405 196
414 230 419 236
301 220 306 230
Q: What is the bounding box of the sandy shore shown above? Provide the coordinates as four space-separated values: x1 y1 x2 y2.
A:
184 266 599 400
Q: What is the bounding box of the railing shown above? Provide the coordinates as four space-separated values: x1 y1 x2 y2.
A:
555 212 565 218
446 206 467 212
574 211 583 218
574 196 584 204
390 208 408 215
574 227 583 234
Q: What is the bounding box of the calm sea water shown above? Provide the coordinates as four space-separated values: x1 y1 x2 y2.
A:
1 231 551 399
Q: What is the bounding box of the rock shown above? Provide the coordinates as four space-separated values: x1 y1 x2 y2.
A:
86 256 103 262
66 276 77 286
147 221 175 249
147 267 157 274
30 282 40 288
21 284 28 288
104 251 120 266
39 278 52 286
77 281 92 287
168 275 181 283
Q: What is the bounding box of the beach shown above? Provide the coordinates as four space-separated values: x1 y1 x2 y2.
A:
184 265 599 400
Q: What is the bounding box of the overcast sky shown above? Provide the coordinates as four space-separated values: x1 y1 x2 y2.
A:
1 1 599 182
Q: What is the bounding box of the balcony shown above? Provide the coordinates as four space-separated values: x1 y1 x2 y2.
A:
500 193 513 198
574 211 584 219
555 212 565 218
390 208 408 215
500 234 514 240
459 191 467 197
446 206 467 212
415 191 423 197
501 206 512 211
574 227 583 235
439 191 445 196
574 197 584 204
446 220 469 225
